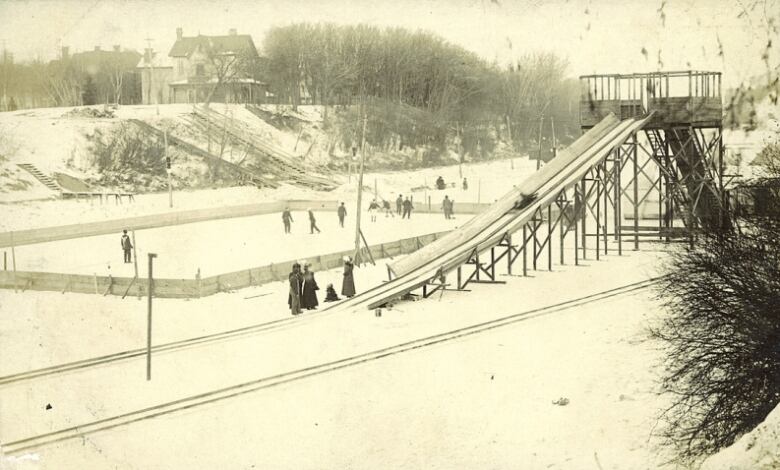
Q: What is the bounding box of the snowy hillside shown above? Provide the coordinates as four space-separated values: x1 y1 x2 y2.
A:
701 403 780 470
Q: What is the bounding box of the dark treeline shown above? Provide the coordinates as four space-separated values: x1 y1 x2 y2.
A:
260 23 579 162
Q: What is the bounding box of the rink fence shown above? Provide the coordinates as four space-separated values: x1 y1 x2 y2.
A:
0 230 451 298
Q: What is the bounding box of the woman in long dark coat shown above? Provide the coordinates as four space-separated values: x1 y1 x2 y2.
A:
288 262 303 315
341 256 356 298
301 262 319 310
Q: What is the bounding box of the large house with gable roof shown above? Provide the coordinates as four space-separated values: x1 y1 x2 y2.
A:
137 28 267 104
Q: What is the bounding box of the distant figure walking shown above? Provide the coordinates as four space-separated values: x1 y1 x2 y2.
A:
337 202 347 228
308 208 321 234
442 195 453 219
342 256 356 298
121 230 133 263
463 178 468 191
368 199 380 222
288 262 303 316
396 194 403 215
282 208 293 234
301 262 319 310
402 197 414 219
382 199 394 217
324 283 341 302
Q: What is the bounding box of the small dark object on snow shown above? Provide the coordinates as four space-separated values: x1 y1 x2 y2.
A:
552 397 570 406
45 403 52 410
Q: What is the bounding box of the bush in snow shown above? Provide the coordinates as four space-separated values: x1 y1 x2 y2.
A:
652 218 780 464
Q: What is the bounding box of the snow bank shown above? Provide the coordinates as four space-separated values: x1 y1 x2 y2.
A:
701 403 780 470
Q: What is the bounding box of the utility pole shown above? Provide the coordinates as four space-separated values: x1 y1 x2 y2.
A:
537 115 544 170
353 114 368 264
551 115 557 159
146 253 157 381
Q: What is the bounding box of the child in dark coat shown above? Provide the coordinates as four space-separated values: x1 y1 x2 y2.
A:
324 283 341 302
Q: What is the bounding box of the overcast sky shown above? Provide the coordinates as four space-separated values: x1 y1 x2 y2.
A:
1 0 778 87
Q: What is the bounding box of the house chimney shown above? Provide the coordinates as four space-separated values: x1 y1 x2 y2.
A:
61 46 69 59
94 45 101 52
229 28 237 36
113 45 120 52
176 27 183 40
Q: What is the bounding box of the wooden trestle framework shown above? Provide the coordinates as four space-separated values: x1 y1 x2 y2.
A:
417 70 726 298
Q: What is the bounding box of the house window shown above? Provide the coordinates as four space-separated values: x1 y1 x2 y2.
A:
195 64 205 76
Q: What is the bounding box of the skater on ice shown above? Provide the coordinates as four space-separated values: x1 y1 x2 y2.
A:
368 199 380 222
382 199 394 217
288 262 303 315
337 202 347 227
308 208 321 234
342 256 356 298
301 262 320 310
282 208 293 234
462 177 468 191
396 194 403 215
120 230 133 263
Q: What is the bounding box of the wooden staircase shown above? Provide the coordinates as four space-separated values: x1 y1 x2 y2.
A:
16 163 63 194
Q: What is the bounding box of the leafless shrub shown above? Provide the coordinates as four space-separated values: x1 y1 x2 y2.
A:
652 220 780 464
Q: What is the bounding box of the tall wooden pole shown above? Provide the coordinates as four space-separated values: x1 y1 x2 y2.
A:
353 115 368 264
550 116 557 158
537 115 544 170
131 230 139 278
146 253 157 381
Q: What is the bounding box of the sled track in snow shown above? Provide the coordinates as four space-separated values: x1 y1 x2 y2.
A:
2 276 662 455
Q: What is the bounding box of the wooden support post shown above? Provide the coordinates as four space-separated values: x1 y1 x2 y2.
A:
131 230 139 278
146 253 157 381
490 247 496 280
634 135 640 250
559 201 565 266
522 225 528 276
3 251 6 270
596 177 601 261
506 234 513 275
547 205 552 271
574 185 580 266
615 149 622 256
581 179 587 260
457 266 462 290
603 161 609 256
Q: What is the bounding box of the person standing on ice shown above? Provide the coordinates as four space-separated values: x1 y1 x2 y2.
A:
442 196 452 219
402 196 414 219
120 230 133 263
396 194 403 215
368 199 380 222
308 208 321 234
341 256 356 298
301 262 319 310
337 202 347 228
288 262 303 315
282 208 293 234
462 178 468 191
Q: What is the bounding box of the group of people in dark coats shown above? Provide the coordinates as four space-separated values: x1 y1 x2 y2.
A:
282 207 323 234
395 194 414 219
288 256 355 316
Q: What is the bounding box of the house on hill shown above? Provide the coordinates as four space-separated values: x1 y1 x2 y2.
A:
55 45 142 105
138 28 267 105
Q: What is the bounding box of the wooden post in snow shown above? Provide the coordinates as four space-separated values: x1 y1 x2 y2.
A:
146 253 157 381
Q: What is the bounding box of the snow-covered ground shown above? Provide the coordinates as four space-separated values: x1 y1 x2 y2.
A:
11 210 460 278
0 245 674 469
701 403 780 470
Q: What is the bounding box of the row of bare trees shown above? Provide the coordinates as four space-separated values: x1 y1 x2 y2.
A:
0 49 141 111
261 23 578 161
